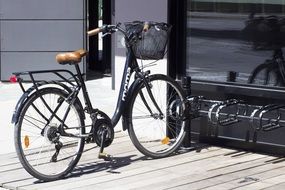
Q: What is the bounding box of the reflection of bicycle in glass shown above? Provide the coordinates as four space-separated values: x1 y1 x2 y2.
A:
243 15 285 86
248 48 285 86
12 22 187 181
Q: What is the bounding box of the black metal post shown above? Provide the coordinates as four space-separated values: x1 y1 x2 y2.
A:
227 71 237 82
182 76 191 147
88 0 99 71
167 0 187 80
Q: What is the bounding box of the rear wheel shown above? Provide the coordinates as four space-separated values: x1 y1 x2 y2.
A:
14 87 85 181
128 74 186 158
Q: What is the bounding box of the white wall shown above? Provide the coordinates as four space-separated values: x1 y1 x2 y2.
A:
112 0 168 90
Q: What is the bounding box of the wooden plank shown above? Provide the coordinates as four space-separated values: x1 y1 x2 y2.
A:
188 163 285 190
0 132 131 175
0 154 20 165
79 152 275 190
232 174 285 190
0 145 235 190
25 150 238 189
263 182 285 190
0 140 138 189
131 154 275 190
12 146 229 190
1 131 285 190
0 160 22 173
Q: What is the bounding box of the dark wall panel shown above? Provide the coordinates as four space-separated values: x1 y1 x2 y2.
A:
0 0 86 80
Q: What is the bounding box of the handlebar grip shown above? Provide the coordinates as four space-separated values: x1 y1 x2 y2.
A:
143 22 150 32
87 28 102 36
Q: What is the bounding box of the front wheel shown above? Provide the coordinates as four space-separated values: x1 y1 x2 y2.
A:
14 87 85 181
127 74 186 158
248 62 284 86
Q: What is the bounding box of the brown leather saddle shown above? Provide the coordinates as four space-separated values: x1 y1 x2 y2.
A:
56 49 87 65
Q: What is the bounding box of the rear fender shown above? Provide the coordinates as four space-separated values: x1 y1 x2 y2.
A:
11 81 85 124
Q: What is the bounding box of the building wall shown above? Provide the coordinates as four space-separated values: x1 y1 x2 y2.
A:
0 0 86 81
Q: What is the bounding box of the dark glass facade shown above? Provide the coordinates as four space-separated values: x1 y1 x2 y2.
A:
185 1 285 154
187 0 285 88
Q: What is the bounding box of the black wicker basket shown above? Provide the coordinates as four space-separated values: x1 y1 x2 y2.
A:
242 15 284 50
125 21 171 60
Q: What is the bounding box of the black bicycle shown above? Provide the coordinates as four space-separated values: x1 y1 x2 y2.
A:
11 22 187 181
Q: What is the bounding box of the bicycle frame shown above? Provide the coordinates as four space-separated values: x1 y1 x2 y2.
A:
76 43 161 130
12 24 166 140
12 40 161 136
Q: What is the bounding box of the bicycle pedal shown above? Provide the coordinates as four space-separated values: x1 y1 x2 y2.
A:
98 152 113 161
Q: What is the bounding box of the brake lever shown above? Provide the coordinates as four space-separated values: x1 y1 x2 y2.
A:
101 28 117 38
101 32 111 38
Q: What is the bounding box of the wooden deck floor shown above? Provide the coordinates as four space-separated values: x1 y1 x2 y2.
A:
1 131 285 190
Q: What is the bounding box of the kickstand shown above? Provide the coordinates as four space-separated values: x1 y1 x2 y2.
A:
98 128 113 161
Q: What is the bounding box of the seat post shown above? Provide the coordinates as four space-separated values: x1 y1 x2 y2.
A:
74 64 94 112
74 64 84 82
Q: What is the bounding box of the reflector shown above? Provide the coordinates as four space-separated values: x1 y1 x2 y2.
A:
161 137 170 145
9 75 17 83
24 135 30 148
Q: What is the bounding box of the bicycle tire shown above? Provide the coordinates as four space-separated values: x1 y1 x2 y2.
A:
127 74 186 158
248 62 283 86
14 87 85 181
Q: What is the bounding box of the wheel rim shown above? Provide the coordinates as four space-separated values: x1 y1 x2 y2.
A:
249 66 280 86
131 78 185 156
17 90 83 178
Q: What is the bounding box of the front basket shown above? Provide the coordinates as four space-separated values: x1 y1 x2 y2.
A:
125 21 171 60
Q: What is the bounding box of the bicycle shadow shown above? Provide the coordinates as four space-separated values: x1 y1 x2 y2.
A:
32 154 146 184
32 144 206 184
66 146 202 180
68 154 146 178
30 155 146 184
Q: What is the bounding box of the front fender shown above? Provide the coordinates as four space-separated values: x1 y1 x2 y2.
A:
121 78 144 131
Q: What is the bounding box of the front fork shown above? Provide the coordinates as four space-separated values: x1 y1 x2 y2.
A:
136 71 164 118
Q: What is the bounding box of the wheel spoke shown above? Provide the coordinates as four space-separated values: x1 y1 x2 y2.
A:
15 88 84 181
129 75 185 158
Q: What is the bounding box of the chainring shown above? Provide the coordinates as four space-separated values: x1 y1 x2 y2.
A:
92 118 114 148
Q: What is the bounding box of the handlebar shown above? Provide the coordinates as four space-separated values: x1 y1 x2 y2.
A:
143 22 150 32
87 28 102 36
87 22 151 37
87 24 120 37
